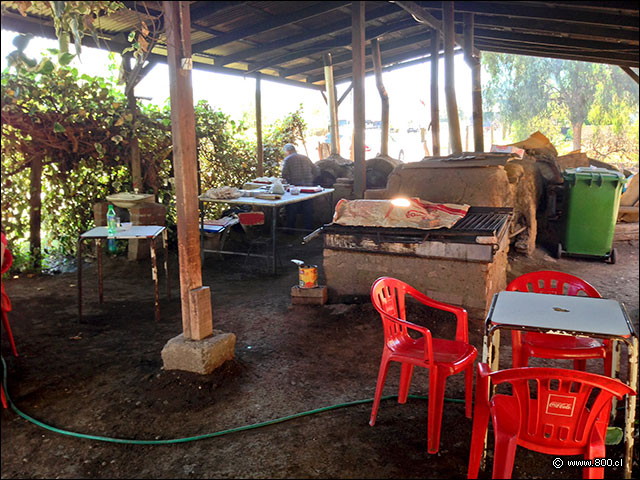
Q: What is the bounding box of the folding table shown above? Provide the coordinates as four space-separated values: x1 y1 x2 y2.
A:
198 188 334 274
483 290 638 478
77 225 170 322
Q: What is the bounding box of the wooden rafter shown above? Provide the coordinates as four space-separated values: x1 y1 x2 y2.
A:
191 1 350 53
214 3 403 67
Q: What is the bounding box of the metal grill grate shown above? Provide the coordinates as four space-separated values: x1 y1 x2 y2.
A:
450 208 511 235
322 207 513 242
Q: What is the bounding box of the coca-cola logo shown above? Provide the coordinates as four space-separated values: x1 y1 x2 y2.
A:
545 394 576 417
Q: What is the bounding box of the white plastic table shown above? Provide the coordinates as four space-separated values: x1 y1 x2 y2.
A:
78 226 170 322
198 188 334 274
483 290 638 478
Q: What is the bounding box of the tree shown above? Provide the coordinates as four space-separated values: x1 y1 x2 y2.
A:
483 54 638 151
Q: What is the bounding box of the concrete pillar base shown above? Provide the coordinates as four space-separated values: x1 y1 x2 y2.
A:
161 330 236 374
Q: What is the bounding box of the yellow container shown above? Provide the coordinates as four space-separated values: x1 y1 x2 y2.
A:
299 265 318 288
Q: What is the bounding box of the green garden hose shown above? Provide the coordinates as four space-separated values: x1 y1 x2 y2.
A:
1 355 464 446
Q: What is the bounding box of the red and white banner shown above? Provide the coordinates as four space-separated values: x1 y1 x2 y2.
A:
332 198 469 230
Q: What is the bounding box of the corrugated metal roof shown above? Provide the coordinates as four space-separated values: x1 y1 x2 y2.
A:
1 1 637 90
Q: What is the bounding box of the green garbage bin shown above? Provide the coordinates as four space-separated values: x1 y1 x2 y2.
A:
558 167 625 264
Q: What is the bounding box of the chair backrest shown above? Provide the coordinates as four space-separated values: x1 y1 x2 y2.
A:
238 212 265 226
506 271 601 298
486 366 635 455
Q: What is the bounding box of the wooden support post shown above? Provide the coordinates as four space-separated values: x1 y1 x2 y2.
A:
371 38 389 157
443 1 462 154
126 87 143 191
430 29 440 157
255 72 264 176
464 13 484 152
163 1 213 341
352 1 366 198
323 52 340 156
29 156 42 269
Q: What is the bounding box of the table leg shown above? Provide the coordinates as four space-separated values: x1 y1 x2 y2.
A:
96 239 103 304
481 326 500 471
77 238 83 322
150 237 160 322
163 229 170 298
623 336 638 479
610 339 621 421
271 206 278 275
199 200 205 264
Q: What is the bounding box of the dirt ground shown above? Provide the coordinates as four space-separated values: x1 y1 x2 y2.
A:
1 233 638 479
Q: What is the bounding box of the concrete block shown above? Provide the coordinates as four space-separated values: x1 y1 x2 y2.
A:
161 330 236 375
291 285 328 305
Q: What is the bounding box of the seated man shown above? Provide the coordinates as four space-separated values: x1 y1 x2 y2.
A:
281 143 320 232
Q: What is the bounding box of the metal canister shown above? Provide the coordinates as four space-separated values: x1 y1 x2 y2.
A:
298 264 318 288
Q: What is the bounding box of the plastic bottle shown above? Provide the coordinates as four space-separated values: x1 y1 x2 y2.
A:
107 205 117 253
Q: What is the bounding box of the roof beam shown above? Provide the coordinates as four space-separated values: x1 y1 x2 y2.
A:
310 44 459 84
214 3 403 67
476 41 638 67
192 1 349 53
393 1 479 56
472 14 639 46
0 12 323 91
449 1 639 29
329 47 463 85
474 28 640 54
281 30 433 78
621 66 639 83
244 17 420 73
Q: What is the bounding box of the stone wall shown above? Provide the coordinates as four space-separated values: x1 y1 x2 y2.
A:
323 245 509 323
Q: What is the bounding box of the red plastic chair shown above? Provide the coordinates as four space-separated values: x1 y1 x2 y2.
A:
1 233 18 357
507 271 612 374
370 277 477 454
468 363 635 479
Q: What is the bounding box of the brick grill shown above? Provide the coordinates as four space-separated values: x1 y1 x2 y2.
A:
322 207 513 319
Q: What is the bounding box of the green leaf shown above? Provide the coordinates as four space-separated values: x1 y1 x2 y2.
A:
605 427 623 445
37 59 55 75
58 52 75 66
53 122 66 133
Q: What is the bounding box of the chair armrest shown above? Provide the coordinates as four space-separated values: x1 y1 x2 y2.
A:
384 312 434 364
475 362 493 409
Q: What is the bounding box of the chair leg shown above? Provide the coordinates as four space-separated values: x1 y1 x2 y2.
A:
398 363 414 404
369 351 391 427
467 402 491 479
1 385 7 409
492 427 519 479
427 366 448 454
1 309 18 357
465 364 473 419
574 359 587 371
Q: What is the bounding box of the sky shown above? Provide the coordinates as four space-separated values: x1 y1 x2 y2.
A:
1 29 474 127
1 29 482 160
